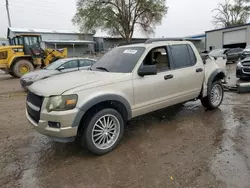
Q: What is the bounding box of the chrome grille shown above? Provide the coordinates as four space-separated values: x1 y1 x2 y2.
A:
26 91 44 123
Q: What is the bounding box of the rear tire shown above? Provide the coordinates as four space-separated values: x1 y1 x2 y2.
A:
201 81 224 110
81 108 124 155
12 59 34 78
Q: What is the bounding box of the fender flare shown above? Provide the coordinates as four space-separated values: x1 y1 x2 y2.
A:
9 55 33 68
72 94 132 127
207 68 226 93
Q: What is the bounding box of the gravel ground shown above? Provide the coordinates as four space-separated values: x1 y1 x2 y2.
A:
0 64 250 188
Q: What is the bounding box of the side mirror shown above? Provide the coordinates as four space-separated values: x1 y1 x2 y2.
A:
138 65 157 77
57 66 64 71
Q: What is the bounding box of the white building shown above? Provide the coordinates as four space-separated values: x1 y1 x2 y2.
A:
205 23 250 51
7 27 95 57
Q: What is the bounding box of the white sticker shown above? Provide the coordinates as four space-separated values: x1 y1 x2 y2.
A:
123 49 137 54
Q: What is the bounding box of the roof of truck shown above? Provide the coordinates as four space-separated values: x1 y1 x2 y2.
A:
117 40 193 48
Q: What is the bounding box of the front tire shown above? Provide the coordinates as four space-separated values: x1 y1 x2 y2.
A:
201 81 224 110
12 59 34 78
82 108 124 155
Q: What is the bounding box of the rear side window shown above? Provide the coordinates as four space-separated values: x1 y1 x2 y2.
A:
170 44 195 69
187 45 197 65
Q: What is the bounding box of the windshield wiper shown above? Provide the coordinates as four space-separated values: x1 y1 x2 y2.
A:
96 67 109 72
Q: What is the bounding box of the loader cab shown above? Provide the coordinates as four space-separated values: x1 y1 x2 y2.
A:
10 34 44 58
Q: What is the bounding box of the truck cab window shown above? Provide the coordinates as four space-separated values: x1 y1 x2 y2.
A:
170 44 194 69
24 37 39 46
143 47 169 72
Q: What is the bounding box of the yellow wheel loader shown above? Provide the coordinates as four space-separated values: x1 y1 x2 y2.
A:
0 34 67 78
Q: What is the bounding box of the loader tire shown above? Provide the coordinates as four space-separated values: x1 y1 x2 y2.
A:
9 72 18 78
12 59 34 78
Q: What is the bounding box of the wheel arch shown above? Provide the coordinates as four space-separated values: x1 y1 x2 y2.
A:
207 69 226 93
10 56 33 69
73 94 132 134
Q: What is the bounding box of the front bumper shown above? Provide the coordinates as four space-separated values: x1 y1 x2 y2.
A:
26 108 79 142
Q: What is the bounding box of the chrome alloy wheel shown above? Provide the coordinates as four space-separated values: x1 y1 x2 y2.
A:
91 114 120 150
210 84 223 107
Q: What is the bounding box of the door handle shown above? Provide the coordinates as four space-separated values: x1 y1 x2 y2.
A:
164 74 174 80
196 68 203 73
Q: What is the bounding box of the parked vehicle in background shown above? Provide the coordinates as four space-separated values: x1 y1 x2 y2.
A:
0 34 67 78
207 49 228 68
20 58 96 88
209 48 229 59
236 57 250 80
26 39 226 155
243 45 250 53
240 49 250 61
226 48 243 63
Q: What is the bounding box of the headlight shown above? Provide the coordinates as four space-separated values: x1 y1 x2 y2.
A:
237 62 243 68
47 94 78 111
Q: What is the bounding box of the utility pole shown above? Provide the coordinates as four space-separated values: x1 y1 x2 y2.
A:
5 0 12 27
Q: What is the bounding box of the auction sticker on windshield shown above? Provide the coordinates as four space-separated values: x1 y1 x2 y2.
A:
123 49 138 54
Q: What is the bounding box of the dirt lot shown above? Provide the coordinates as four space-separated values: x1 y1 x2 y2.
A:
0 64 250 188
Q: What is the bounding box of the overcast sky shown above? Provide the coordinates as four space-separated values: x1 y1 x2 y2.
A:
0 0 224 38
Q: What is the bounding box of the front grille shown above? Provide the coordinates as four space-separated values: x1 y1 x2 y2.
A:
26 91 44 123
242 61 250 66
243 68 250 73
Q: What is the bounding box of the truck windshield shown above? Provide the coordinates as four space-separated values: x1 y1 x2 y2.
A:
91 47 145 73
24 36 39 46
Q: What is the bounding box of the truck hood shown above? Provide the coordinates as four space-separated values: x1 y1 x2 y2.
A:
29 70 130 97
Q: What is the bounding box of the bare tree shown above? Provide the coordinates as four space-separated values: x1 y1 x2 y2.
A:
213 0 250 28
72 0 168 42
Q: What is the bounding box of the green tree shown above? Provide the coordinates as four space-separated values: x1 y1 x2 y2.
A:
213 0 250 28
72 0 168 42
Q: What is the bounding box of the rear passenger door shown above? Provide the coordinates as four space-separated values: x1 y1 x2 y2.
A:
79 59 95 70
168 43 204 100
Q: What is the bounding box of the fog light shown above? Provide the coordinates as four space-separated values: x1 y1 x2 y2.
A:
48 121 61 128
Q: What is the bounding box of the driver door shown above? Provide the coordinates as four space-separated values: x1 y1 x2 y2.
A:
133 46 178 116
